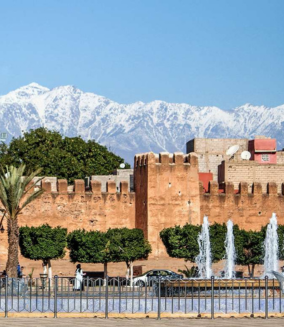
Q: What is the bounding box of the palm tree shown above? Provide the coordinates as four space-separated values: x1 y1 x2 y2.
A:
0 165 44 277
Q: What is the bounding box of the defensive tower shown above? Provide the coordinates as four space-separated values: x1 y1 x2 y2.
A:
134 152 201 257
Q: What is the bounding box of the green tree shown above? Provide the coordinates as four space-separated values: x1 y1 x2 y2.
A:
160 224 201 262
0 143 9 167
19 224 67 278
209 223 227 262
235 229 264 277
0 128 130 184
277 225 284 260
106 228 151 285
67 228 151 284
0 165 44 277
160 223 228 264
67 230 116 282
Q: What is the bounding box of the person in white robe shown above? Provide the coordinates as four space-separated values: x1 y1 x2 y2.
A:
74 264 85 291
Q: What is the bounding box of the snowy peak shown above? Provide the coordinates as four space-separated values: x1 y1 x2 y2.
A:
0 83 49 103
0 83 284 164
27 82 49 89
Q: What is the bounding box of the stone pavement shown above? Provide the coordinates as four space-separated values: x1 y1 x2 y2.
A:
0 318 284 327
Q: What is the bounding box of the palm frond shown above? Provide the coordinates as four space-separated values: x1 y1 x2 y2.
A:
0 164 45 219
22 168 43 191
23 176 44 195
20 188 45 211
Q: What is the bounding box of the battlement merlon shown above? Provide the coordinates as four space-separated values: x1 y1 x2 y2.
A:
134 151 199 167
203 181 281 196
39 178 132 195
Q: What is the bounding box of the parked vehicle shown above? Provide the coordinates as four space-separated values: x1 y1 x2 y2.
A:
132 269 183 287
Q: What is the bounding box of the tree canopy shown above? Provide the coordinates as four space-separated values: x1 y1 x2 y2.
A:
19 224 67 262
19 224 67 278
67 229 109 264
235 229 264 277
67 228 151 264
67 228 151 281
160 224 201 262
106 228 151 265
209 223 227 263
0 128 130 183
160 223 228 263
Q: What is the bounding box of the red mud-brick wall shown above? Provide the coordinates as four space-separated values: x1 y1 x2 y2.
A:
135 152 201 259
200 181 284 230
0 178 135 276
134 154 149 241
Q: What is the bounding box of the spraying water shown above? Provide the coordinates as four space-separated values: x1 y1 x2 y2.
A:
224 220 236 279
196 216 212 278
264 213 279 278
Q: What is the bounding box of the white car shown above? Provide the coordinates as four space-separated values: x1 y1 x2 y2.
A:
133 269 183 287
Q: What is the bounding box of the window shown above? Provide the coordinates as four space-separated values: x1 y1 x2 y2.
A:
0 133 7 139
261 154 269 162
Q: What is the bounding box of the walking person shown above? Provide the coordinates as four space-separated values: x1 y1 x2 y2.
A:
74 264 85 291
18 266 25 278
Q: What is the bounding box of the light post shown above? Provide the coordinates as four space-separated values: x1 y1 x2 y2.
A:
0 209 6 275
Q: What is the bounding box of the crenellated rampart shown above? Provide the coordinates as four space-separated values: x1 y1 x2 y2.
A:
40 178 131 195
0 178 135 274
200 181 284 230
22 178 135 231
1 151 284 276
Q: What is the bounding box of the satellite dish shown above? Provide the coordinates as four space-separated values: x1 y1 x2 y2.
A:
241 151 251 160
119 163 126 169
226 145 239 156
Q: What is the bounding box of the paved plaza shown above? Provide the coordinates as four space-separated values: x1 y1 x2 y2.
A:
0 318 284 327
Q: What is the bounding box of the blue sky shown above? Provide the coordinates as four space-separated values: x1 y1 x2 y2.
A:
0 0 283 109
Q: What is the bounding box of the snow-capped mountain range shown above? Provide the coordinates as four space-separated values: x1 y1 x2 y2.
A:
1 83 284 164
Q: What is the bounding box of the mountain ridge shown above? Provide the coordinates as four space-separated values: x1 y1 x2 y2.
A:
1 83 284 164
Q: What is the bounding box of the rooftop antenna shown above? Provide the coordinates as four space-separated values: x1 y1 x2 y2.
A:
226 145 239 160
241 151 251 160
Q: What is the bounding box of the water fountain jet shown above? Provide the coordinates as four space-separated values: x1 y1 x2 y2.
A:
264 213 279 278
224 219 236 279
196 216 212 278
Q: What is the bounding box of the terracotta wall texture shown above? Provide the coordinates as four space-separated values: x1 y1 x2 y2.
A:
201 181 284 230
1 151 284 276
0 178 135 276
134 152 200 258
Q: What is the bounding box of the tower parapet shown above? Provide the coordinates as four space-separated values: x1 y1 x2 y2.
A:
134 152 198 166
134 151 201 258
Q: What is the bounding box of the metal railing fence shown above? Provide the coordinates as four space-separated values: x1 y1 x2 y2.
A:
0 276 283 319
